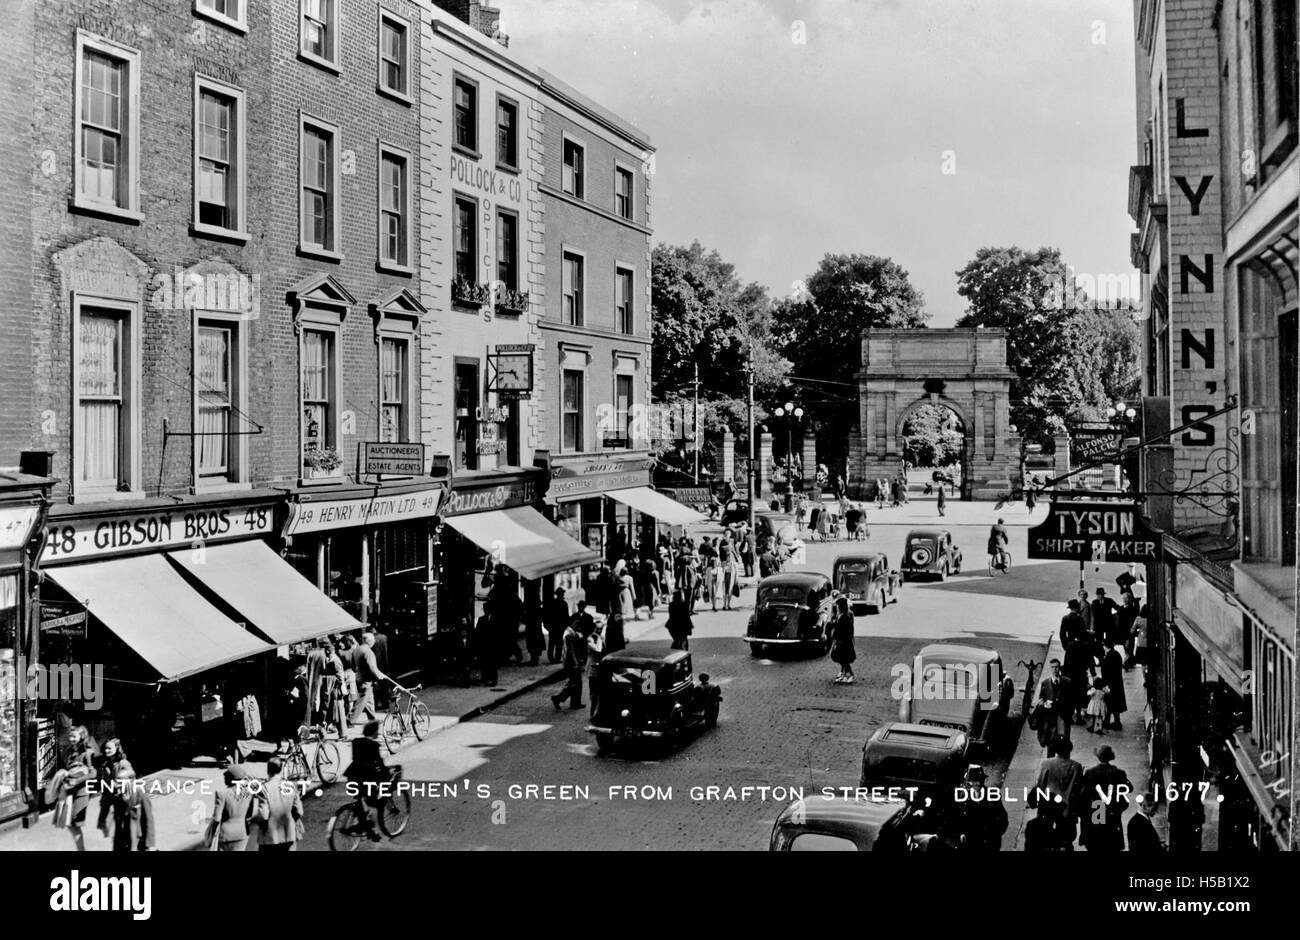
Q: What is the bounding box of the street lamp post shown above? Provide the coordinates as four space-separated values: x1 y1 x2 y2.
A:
773 403 805 505
1105 401 1137 491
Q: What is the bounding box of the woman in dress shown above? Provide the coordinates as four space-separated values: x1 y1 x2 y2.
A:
666 589 694 650
720 542 740 611
618 568 636 620
58 726 96 851
830 597 856 684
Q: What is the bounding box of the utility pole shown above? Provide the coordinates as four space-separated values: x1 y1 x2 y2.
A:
693 361 700 485
746 342 756 535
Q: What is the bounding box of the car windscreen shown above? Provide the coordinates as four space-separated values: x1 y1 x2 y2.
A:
759 585 808 604
837 563 871 573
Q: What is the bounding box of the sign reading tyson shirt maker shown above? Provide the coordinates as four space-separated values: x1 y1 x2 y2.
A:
1028 502 1162 563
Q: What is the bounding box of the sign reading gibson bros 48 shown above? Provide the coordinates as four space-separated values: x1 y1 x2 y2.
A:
1028 501 1163 563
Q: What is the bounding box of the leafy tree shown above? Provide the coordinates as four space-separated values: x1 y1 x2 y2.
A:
954 246 1079 450
773 254 928 468
1062 304 1143 421
902 403 965 467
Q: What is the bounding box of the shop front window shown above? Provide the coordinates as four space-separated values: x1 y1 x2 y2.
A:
0 576 20 801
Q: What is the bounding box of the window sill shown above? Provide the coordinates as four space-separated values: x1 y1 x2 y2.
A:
377 260 414 277
1261 119 1297 169
298 50 341 75
496 163 520 176
191 222 251 244
193 480 253 496
69 488 147 504
69 196 144 224
494 307 522 320
377 84 412 107
453 144 482 161
298 244 344 263
298 474 348 488
194 6 248 34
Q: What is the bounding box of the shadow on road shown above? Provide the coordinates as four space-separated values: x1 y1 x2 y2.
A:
910 560 1091 603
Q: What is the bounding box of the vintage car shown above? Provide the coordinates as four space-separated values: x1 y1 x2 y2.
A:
744 572 839 657
897 643 1012 755
833 552 902 613
859 722 969 799
900 528 963 581
586 650 721 754
769 797 915 852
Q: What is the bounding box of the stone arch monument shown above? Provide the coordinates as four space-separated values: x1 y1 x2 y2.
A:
848 328 1020 501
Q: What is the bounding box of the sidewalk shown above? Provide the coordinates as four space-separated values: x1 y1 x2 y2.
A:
1003 635 1169 850
0 609 673 852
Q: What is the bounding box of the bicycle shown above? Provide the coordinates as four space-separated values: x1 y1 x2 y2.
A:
327 765 410 851
1017 658 1041 720
381 683 431 755
282 724 340 785
987 549 1012 577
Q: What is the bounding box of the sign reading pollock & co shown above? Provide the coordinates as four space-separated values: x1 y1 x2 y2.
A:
43 504 275 564
286 487 444 536
1028 501 1162 563
442 478 538 516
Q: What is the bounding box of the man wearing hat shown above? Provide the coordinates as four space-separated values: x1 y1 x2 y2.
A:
953 765 1008 851
1030 735 1084 849
1126 793 1165 853
544 587 570 664
1080 743 1130 852
208 764 255 851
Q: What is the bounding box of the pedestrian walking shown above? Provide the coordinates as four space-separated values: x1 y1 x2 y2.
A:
1036 658 1074 746
816 505 830 542
1100 644 1127 729
586 618 606 717
1030 735 1084 850
348 632 387 726
254 757 304 852
1131 601 1150 667
721 548 740 610
207 765 255 852
953 765 1008 851
1060 599 1088 648
1090 587 1119 653
545 588 569 664
739 528 755 578
808 505 822 540
475 601 498 686
53 725 95 851
94 737 129 837
1076 589 1093 637
1063 635 1096 725
550 603 591 710
830 596 856 684
1085 676 1108 734
936 484 946 516
1080 744 1130 852
104 762 154 852
666 589 694 650
370 629 390 709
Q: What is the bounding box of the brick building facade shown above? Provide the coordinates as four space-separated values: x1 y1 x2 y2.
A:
1128 0 1298 851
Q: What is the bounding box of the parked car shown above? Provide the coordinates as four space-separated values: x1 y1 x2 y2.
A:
859 722 969 799
769 796 915 852
586 650 721 755
897 643 1012 756
720 499 749 526
900 528 963 581
744 572 839 657
833 552 901 614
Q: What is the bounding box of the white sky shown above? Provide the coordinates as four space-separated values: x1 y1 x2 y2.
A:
506 0 1140 326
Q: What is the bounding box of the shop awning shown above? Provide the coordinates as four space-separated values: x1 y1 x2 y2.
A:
168 540 361 646
605 487 705 527
45 554 274 681
443 506 599 580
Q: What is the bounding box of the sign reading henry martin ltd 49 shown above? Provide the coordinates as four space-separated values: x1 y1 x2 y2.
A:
1028 501 1162 564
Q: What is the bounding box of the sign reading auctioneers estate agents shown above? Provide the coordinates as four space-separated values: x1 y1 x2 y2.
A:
1027 501 1163 564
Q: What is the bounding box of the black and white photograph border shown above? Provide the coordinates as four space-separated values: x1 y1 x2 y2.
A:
0 0 1296 907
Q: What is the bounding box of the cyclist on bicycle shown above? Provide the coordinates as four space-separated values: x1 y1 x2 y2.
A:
343 720 388 841
987 518 1010 570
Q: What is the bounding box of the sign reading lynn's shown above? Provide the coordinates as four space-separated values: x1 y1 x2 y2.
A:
1028 501 1162 563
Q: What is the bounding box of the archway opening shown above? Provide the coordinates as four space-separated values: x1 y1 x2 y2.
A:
901 403 967 499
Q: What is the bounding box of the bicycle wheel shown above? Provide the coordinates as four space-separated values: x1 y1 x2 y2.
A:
381 711 404 754
379 791 411 837
315 740 341 784
410 702 431 741
328 803 366 852
284 747 308 782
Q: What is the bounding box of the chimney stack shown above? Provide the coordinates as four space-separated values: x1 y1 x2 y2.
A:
432 0 509 47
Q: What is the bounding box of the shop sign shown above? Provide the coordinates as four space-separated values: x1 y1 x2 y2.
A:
1069 425 1123 465
1028 501 1162 562
548 457 654 502
43 504 275 564
40 607 88 637
361 442 426 476
285 487 444 536
1175 565 1244 676
443 478 538 516
0 505 40 551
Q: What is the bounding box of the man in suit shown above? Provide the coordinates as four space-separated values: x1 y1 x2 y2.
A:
1091 587 1120 652
1127 793 1165 853
255 757 304 852
544 588 570 664
1030 735 1084 850
1080 744 1130 851
1059 599 1088 649
209 764 255 851
348 632 388 727
1038 658 1074 745
370 630 391 708
550 605 591 710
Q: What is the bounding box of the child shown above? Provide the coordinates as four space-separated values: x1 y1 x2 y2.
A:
1086 676 1109 734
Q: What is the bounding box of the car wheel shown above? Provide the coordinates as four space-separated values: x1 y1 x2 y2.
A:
595 733 615 754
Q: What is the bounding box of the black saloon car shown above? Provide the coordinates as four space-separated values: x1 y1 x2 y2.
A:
586 650 721 754
744 572 839 657
769 797 914 852
833 552 902 613
900 528 963 581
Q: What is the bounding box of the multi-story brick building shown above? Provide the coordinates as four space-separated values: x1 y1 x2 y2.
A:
534 69 661 560
1128 0 1298 851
